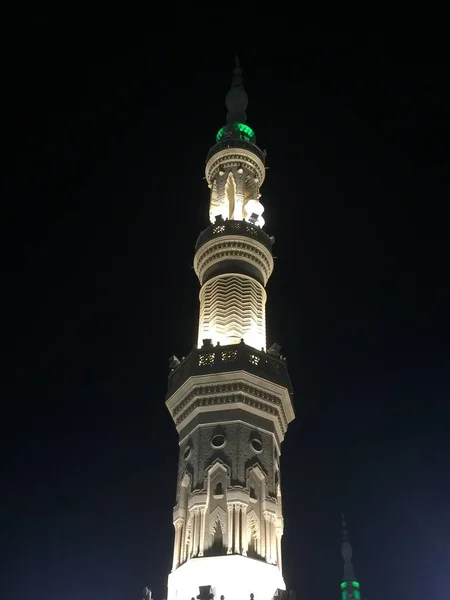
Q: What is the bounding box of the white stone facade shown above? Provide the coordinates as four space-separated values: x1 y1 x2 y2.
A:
166 69 294 600
197 274 267 351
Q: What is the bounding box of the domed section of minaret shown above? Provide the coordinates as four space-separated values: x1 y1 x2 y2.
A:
208 57 264 168
341 540 353 562
225 56 248 124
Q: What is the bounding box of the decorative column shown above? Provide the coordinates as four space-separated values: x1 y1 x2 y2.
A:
180 519 187 564
198 507 206 557
172 520 184 570
227 503 233 554
186 515 193 560
276 526 283 570
191 509 198 557
240 503 249 556
195 508 201 557
234 504 241 554
260 512 266 559
270 515 277 564
263 511 271 563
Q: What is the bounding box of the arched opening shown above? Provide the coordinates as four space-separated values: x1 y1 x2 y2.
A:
225 172 236 219
246 513 260 559
248 530 256 555
214 481 223 496
207 518 224 556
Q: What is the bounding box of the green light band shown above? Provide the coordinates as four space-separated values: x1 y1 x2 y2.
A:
216 122 256 143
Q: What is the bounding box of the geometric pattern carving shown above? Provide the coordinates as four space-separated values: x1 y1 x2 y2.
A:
246 508 260 540
195 239 273 286
185 514 192 548
175 391 284 431
198 274 267 350
173 381 289 432
205 149 266 188
209 505 227 536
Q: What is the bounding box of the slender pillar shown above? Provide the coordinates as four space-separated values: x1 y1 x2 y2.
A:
186 515 192 560
195 509 201 556
234 504 240 554
241 503 249 556
191 510 197 557
276 527 283 570
227 503 233 554
180 520 186 564
260 512 266 559
264 511 271 562
270 515 277 564
199 507 206 557
172 520 183 570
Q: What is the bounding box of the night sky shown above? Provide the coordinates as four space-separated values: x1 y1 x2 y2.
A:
4 25 450 600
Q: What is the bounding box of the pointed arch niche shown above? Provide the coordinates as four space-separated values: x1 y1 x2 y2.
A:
177 472 192 566
246 508 261 557
205 460 230 554
208 505 227 554
225 172 236 219
246 464 267 560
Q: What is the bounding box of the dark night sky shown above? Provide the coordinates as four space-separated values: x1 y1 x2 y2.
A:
3 23 450 600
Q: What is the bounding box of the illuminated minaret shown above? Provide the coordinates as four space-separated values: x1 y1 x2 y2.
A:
165 59 295 600
340 516 362 600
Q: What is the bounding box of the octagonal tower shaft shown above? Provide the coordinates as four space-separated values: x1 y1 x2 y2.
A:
165 63 295 600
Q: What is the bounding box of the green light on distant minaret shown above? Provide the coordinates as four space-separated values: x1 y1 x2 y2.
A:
340 515 362 600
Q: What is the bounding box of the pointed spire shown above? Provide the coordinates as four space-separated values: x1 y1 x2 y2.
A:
226 56 248 124
341 513 356 581
341 513 349 543
231 55 243 86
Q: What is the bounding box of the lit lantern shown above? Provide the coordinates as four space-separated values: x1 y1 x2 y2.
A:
245 199 265 227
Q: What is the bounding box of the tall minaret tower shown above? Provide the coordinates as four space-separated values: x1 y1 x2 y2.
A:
340 516 362 600
166 59 295 600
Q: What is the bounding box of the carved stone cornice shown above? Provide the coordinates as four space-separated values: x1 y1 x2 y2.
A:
194 235 274 286
262 497 277 516
227 487 250 505
173 506 186 523
187 492 208 511
262 509 277 521
205 148 266 186
175 388 287 433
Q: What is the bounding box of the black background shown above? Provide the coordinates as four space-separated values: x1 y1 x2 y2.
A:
3 22 449 600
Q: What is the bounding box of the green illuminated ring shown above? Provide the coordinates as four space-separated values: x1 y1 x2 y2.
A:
216 122 256 143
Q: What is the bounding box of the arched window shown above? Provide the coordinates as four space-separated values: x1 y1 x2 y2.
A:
225 172 236 219
214 481 223 496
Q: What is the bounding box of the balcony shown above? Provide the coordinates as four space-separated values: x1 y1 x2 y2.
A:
206 138 266 165
167 341 293 400
195 219 274 254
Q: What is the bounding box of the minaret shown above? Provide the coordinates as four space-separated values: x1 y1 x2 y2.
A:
340 515 362 600
165 60 295 600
